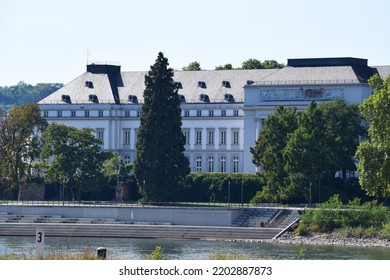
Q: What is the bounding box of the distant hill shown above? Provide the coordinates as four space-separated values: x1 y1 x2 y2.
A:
0 82 63 109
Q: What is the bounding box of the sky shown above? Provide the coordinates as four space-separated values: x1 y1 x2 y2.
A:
1 0 390 86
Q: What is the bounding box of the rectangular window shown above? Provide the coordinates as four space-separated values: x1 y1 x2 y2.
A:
196 130 202 145
183 130 190 145
220 130 226 145
208 156 214 172
208 110 214 117
136 110 140 117
196 156 202 172
184 110 190 117
220 156 226 172
124 155 131 164
43 111 49 117
98 110 104 117
85 110 90 117
123 130 131 145
71 111 76 117
234 110 239 116
96 129 104 143
57 111 62 117
221 110 226 117
196 110 202 117
233 130 239 145
207 130 214 145
233 156 239 173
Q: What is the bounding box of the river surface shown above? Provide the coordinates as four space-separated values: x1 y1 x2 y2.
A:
0 236 389 260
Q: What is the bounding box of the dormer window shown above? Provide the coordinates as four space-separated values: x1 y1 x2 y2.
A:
199 93 210 103
128 95 138 104
246 80 254 85
85 81 94 88
179 94 186 103
224 93 235 103
61 95 71 104
222 80 231 88
88 94 98 103
197 81 206 88
174 81 183 89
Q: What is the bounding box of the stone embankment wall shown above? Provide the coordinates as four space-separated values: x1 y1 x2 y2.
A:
0 205 242 227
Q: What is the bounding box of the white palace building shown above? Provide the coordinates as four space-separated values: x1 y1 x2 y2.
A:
38 57 390 173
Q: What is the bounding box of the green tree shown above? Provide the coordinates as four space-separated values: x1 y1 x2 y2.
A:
135 52 190 202
284 101 334 204
356 74 390 199
283 100 364 203
241 58 263 69
319 99 364 179
0 103 47 195
182 61 201 71
261 60 284 69
0 82 63 105
250 106 298 202
215 64 233 70
40 123 109 200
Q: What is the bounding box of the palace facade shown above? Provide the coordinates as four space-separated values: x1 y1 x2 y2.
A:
38 57 390 173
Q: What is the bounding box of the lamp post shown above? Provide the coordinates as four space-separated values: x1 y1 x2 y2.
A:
62 178 65 206
241 178 244 207
228 179 231 208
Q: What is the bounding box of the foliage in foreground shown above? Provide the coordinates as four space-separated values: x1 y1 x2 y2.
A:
296 195 390 239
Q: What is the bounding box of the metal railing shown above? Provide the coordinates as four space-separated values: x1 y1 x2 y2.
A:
254 79 361 86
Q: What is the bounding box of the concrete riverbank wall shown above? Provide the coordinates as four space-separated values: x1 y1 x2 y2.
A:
0 205 243 227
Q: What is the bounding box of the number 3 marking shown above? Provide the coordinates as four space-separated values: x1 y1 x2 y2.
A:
37 232 42 243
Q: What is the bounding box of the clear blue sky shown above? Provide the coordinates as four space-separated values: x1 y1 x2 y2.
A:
1 0 389 86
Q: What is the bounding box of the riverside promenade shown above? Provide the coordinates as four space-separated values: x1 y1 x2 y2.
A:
0 202 302 240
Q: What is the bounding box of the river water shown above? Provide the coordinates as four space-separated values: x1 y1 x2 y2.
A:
1 236 389 260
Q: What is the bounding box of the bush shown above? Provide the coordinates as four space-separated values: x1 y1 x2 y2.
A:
380 222 390 240
179 173 261 203
295 195 390 236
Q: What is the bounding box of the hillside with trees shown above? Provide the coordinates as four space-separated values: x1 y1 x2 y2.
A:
0 82 63 110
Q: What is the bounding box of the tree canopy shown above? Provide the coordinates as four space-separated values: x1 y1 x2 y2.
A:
251 99 364 204
135 52 190 202
182 61 201 71
356 74 390 199
0 82 63 106
250 106 298 202
0 103 47 195
40 123 109 200
215 64 233 70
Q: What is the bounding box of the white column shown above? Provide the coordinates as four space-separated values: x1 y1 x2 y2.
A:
255 118 263 140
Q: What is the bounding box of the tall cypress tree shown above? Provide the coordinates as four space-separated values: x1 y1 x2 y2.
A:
135 52 190 202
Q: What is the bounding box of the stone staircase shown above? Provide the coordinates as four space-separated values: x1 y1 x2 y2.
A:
0 223 281 240
0 209 302 240
232 208 279 227
0 212 120 225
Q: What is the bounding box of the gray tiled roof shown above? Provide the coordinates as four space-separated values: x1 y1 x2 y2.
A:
253 66 361 85
376 66 390 80
39 69 278 105
38 63 390 105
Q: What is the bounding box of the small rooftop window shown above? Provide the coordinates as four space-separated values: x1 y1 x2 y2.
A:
174 81 183 89
128 95 138 104
199 93 210 103
179 94 186 103
224 93 235 103
61 95 71 104
88 94 99 103
246 80 254 86
197 81 207 89
85 81 94 88
222 80 231 88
